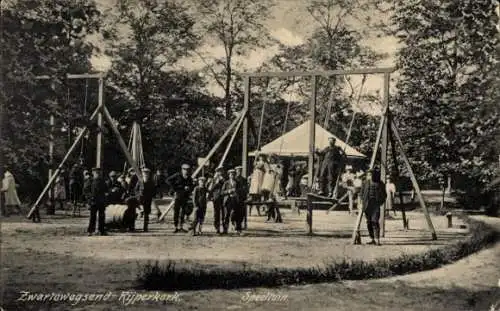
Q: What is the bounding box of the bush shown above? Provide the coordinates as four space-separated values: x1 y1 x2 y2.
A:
136 217 497 291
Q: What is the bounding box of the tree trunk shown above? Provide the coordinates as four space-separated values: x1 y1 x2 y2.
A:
224 61 232 119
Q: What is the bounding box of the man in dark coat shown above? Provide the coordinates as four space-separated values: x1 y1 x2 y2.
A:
127 167 139 197
135 168 156 232
106 171 125 205
360 168 386 245
208 166 225 234
153 169 165 198
221 169 241 235
69 161 83 207
317 137 345 197
168 164 194 233
87 167 109 236
234 166 249 230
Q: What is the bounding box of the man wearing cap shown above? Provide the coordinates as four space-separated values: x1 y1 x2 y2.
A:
208 166 225 234
221 169 242 234
126 168 139 197
106 171 125 205
341 165 356 214
317 137 345 197
135 168 156 232
234 166 249 229
87 167 109 236
169 164 194 233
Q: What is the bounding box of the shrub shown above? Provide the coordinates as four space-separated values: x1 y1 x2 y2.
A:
136 217 497 291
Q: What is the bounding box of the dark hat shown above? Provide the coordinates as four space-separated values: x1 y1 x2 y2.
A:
228 169 236 174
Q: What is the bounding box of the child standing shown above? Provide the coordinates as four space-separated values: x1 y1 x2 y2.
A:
190 177 208 236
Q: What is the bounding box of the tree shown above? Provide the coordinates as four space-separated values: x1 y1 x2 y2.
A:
195 0 276 118
102 0 211 168
257 0 384 151
1 0 101 200
392 0 499 193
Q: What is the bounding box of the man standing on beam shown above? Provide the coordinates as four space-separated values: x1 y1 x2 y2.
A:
317 137 345 197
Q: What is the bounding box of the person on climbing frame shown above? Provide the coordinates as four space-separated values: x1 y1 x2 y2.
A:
317 137 345 197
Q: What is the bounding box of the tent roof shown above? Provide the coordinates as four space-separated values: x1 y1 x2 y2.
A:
250 120 366 158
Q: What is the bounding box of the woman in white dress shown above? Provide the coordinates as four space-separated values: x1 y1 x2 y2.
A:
1 170 22 216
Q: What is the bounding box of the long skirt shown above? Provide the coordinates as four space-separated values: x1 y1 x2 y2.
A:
261 172 276 193
249 169 264 195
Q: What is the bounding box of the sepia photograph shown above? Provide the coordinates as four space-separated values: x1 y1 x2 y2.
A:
0 0 499 310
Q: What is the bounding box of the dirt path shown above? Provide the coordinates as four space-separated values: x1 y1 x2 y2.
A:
1 215 498 311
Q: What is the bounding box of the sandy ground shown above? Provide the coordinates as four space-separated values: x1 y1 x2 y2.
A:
1 205 498 311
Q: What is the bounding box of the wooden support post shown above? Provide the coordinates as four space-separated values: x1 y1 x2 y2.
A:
27 106 101 219
96 77 104 168
308 75 317 189
390 121 437 240
242 76 250 230
192 110 246 178
352 114 385 244
387 114 408 229
380 72 390 237
307 194 313 235
242 76 250 178
219 111 245 168
102 106 144 187
48 114 55 213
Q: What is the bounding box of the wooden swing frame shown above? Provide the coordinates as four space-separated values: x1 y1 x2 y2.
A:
27 72 147 221
239 67 437 243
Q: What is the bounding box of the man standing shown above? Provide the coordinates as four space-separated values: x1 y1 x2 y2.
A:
360 168 386 245
234 166 248 229
386 176 397 216
126 168 139 197
318 137 345 197
169 164 194 233
208 166 225 234
69 161 83 209
221 169 241 235
341 165 356 214
106 171 125 205
87 167 109 236
136 168 156 232
153 169 165 198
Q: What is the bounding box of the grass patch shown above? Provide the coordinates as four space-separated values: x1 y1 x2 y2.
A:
136 216 498 291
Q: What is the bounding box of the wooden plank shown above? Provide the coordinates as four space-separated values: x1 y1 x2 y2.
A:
390 120 437 240
27 106 101 219
35 72 105 80
241 67 396 78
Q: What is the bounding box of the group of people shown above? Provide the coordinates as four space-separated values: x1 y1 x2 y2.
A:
83 166 157 236
168 164 249 236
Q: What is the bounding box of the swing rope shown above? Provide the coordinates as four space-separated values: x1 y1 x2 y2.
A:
79 79 89 159
278 76 294 156
331 74 368 197
256 77 271 152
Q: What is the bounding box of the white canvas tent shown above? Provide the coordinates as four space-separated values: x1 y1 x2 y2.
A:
249 120 366 158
